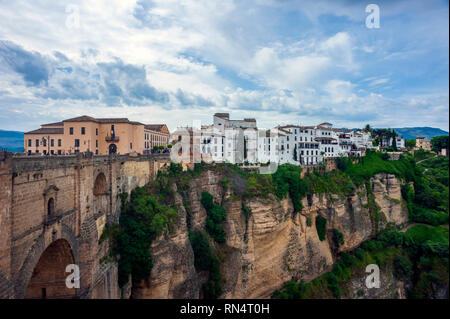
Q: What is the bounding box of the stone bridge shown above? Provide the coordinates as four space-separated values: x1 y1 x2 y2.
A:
0 151 170 299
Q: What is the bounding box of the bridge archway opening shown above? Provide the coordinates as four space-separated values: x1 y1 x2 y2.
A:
24 239 77 299
94 173 107 196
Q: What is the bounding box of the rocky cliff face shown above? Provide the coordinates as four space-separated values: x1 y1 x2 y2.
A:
131 170 408 299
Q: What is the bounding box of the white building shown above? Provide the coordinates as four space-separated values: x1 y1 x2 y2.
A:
200 113 258 163
388 137 405 149
192 114 375 165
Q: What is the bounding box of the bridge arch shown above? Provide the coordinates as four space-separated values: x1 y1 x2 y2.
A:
94 172 107 196
24 239 76 299
15 225 79 299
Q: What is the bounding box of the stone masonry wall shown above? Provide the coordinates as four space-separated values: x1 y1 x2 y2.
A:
0 151 170 299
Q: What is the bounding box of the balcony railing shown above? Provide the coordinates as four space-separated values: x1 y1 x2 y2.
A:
105 136 119 142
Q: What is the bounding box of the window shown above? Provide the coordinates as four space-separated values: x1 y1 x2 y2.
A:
43 139 47 147
96 140 98 147
130 143 132 149
96 128 98 136
51 139 54 147
58 139 62 147
58 150 61 155
69 127 74 135
81 127 85 135
75 139 80 147
28 139 31 147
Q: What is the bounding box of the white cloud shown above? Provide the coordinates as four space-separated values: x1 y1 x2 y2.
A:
0 0 448 132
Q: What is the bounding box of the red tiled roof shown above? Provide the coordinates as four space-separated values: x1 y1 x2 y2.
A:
41 121 63 127
145 124 164 131
145 124 169 134
62 115 144 125
63 115 97 122
214 113 230 119
25 127 64 135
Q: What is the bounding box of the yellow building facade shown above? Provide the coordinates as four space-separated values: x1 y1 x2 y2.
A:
24 115 169 155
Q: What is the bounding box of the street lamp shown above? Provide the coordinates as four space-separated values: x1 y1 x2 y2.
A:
41 135 50 155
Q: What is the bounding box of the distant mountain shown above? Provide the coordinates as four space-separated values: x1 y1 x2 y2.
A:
0 129 24 152
391 127 449 140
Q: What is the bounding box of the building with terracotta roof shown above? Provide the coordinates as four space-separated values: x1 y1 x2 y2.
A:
144 124 170 152
24 115 169 155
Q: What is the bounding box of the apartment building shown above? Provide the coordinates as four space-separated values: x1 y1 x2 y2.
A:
24 115 169 156
144 124 170 152
171 113 375 166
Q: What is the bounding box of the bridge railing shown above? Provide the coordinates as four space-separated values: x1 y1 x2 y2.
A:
8 152 170 173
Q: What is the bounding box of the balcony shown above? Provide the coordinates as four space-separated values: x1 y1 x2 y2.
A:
105 136 119 142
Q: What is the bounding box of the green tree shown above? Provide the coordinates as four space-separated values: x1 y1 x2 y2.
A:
393 255 413 279
431 135 449 153
293 145 298 161
406 139 416 149
392 137 397 151
201 191 227 243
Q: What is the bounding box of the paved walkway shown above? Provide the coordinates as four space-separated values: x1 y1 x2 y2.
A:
400 223 449 232
416 154 437 164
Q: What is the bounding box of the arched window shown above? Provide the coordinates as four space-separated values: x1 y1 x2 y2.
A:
47 198 55 217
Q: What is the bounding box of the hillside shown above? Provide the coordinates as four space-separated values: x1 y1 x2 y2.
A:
392 127 448 140
103 152 448 299
0 130 24 152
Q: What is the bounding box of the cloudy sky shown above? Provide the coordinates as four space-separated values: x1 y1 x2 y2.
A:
0 0 448 132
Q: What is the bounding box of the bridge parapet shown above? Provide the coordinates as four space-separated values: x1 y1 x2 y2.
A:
8 152 170 173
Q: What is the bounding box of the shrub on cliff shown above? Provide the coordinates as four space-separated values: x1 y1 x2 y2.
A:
272 280 308 299
333 229 344 248
393 255 413 279
188 230 223 299
316 215 327 241
202 256 223 299
107 186 179 287
344 151 416 185
189 230 212 271
272 164 308 213
201 191 227 243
